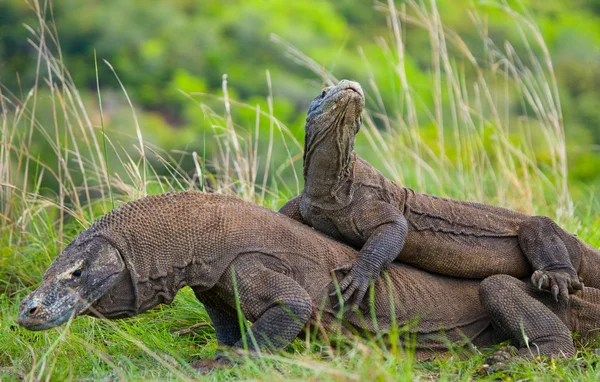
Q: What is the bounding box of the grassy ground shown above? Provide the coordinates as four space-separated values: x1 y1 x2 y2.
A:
1 0 600 380
2 282 600 381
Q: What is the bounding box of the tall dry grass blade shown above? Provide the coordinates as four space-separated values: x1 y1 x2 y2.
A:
94 50 114 209
103 59 147 198
260 70 275 203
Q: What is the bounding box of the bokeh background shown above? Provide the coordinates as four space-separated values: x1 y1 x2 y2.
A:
1 0 599 201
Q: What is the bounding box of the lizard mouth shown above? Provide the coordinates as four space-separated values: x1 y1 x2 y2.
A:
343 84 364 99
18 306 76 331
18 271 122 331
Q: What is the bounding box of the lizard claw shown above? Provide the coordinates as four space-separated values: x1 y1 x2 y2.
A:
333 264 353 272
483 345 517 374
551 284 560 302
531 268 582 302
533 271 547 290
329 262 375 311
329 263 353 297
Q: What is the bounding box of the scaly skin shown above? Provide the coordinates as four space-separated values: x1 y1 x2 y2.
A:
280 79 598 308
17 192 600 368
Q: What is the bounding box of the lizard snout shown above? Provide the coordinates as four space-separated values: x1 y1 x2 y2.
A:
18 295 43 319
17 295 44 328
16 289 70 331
339 80 364 99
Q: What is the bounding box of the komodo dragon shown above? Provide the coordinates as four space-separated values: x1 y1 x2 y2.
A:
280 79 599 308
17 191 600 367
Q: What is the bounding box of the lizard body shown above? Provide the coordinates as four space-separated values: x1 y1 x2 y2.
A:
17 191 600 364
280 80 598 306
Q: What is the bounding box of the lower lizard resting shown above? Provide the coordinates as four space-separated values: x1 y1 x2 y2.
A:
17 191 600 368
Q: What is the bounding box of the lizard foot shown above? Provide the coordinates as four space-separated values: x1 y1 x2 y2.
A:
329 262 377 311
191 348 245 374
531 269 583 302
480 346 518 375
190 357 231 374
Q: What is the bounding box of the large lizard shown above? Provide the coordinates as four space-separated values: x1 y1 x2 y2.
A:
279 79 599 308
17 191 600 367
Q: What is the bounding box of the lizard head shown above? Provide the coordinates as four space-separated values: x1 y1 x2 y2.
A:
18 236 126 331
305 79 365 138
303 80 365 178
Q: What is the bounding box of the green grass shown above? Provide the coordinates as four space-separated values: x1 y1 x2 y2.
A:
2 277 600 380
1 0 600 380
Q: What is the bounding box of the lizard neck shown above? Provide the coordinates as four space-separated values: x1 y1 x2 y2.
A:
87 192 252 315
89 266 138 318
301 80 364 202
303 129 356 200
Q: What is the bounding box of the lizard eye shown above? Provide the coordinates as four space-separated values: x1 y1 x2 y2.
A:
72 269 82 278
320 88 329 98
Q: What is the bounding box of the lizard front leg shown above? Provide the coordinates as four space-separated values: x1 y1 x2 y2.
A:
190 290 245 372
218 255 313 351
193 290 243 347
332 202 408 309
518 216 583 301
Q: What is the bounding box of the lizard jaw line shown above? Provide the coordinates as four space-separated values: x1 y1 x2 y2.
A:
17 306 76 331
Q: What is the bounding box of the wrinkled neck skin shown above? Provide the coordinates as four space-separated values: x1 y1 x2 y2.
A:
85 235 206 319
303 80 364 204
303 125 356 197
87 258 197 319
82 194 254 319
86 262 139 319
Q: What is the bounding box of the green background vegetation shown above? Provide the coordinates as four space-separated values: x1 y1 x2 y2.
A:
2 0 600 196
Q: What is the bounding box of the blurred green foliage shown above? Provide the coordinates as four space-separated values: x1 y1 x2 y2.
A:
1 0 599 195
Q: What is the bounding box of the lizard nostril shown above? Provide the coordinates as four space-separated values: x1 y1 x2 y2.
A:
28 306 39 315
